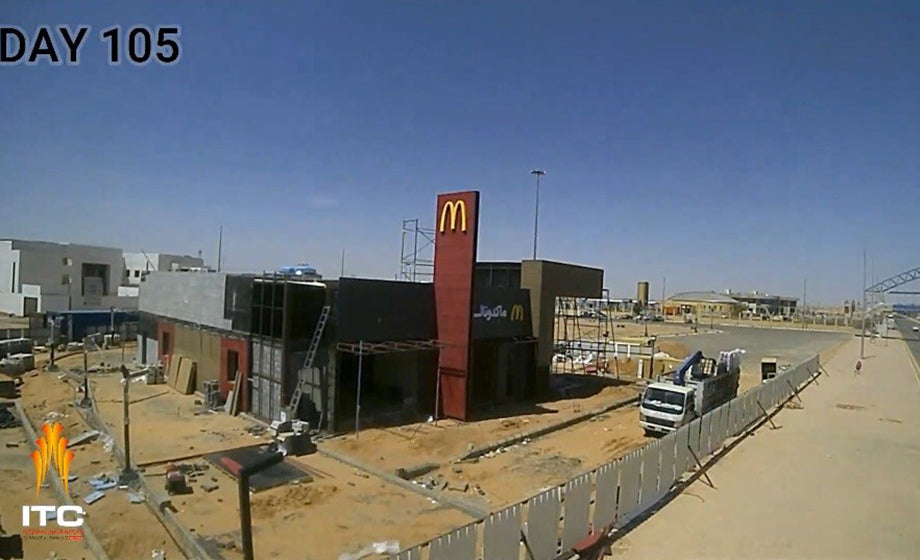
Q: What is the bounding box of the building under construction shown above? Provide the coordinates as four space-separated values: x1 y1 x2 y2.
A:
137 190 603 432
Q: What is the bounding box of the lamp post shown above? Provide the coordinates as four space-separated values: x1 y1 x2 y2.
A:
530 169 545 260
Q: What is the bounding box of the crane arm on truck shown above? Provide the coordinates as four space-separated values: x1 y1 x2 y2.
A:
673 350 703 385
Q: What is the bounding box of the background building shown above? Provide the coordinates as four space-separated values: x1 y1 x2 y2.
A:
662 291 746 318
123 252 206 285
0 239 206 316
0 239 134 315
725 290 798 317
136 190 603 432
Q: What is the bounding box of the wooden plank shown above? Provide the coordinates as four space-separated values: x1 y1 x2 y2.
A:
166 355 180 389
178 359 197 395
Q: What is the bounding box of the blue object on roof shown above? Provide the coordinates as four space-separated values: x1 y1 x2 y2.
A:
276 264 318 276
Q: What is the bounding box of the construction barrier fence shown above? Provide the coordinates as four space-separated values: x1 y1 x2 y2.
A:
393 354 820 560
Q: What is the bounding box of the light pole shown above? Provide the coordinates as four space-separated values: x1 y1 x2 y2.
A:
530 169 545 260
860 250 867 359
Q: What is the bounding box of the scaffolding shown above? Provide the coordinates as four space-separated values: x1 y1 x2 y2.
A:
399 218 435 282
553 291 616 375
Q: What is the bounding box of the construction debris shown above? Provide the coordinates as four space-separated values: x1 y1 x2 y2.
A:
69 430 100 447
338 540 400 560
394 462 439 480
0 407 21 428
83 490 105 505
88 474 118 491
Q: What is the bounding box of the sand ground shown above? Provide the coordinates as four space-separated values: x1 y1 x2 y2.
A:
0 326 854 559
12 349 185 560
607 336 920 559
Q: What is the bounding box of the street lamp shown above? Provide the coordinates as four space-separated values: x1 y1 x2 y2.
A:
530 169 545 260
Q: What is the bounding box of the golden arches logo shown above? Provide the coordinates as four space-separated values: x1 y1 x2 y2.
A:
30 422 75 497
511 304 525 321
439 200 467 233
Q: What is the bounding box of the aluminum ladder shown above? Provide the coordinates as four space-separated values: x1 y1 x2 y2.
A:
288 305 331 416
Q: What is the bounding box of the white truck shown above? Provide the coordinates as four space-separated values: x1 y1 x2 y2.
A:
639 349 742 436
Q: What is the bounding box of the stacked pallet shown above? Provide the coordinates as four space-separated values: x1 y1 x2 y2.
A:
165 355 197 395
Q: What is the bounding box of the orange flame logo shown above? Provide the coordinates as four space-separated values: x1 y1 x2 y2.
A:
29 422 75 497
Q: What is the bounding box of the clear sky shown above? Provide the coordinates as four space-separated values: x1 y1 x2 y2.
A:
3 1 918 305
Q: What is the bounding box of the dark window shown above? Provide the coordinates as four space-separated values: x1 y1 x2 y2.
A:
226 349 239 382
162 331 171 355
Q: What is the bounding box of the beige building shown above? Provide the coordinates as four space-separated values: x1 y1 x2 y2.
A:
663 291 745 318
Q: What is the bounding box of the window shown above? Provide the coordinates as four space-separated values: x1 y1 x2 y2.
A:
62 274 71 286
63 257 72 266
134 270 140 278
125 270 130 279
226 349 239 381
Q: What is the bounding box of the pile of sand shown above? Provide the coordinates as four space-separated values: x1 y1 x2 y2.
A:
251 483 339 518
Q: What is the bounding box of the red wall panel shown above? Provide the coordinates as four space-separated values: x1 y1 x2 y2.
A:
219 336 250 412
157 320 175 364
433 191 479 420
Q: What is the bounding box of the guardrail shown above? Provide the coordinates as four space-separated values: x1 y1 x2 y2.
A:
391 354 821 560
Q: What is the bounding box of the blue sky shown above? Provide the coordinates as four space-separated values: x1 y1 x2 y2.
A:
2 1 918 305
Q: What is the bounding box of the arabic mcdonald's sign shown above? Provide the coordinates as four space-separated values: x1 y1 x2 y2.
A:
511 304 525 321
30 422 75 497
439 200 467 233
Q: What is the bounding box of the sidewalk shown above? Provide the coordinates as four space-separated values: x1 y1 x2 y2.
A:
608 337 920 559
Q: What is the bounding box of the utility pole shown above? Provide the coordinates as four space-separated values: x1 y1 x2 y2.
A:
530 169 545 260
802 278 807 330
340 249 346 277
860 250 867 359
662 276 666 318
217 225 223 273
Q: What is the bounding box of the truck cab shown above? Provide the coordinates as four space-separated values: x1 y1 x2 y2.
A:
639 383 697 435
638 348 742 436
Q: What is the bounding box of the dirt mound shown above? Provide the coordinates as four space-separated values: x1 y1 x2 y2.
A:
656 341 689 360
251 483 339 518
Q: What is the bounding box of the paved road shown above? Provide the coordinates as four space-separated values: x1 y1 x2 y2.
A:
609 336 920 559
895 317 920 368
678 325 847 373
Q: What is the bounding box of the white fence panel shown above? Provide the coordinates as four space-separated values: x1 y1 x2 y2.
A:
429 524 476 560
616 450 642 525
639 441 662 511
525 487 562 560
483 504 522 560
593 461 618 530
658 432 677 493
562 473 592 551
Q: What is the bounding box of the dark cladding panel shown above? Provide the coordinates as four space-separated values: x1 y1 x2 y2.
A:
472 287 532 340
336 278 435 343
138 311 158 338
224 275 254 332
434 191 480 420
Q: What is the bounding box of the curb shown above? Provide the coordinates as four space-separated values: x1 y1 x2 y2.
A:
10 401 111 560
902 340 920 388
317 447 489 519
457 395 640 462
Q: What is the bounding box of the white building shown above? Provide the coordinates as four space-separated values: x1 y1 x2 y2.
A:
123 252 206 285
0 239 206 316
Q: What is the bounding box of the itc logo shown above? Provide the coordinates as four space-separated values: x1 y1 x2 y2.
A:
30 421 75 496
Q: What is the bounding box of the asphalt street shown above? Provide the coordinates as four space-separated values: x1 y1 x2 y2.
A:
674 325 848 372
895 317 920 368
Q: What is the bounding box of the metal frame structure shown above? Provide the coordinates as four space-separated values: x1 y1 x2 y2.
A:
399 218 436 282
553 290 617 376
336 338 446 437
866 266 920 294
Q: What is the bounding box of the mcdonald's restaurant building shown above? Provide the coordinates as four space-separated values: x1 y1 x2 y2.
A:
137 190 602 432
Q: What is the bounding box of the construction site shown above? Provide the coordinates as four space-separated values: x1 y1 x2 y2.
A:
0 189 863 560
